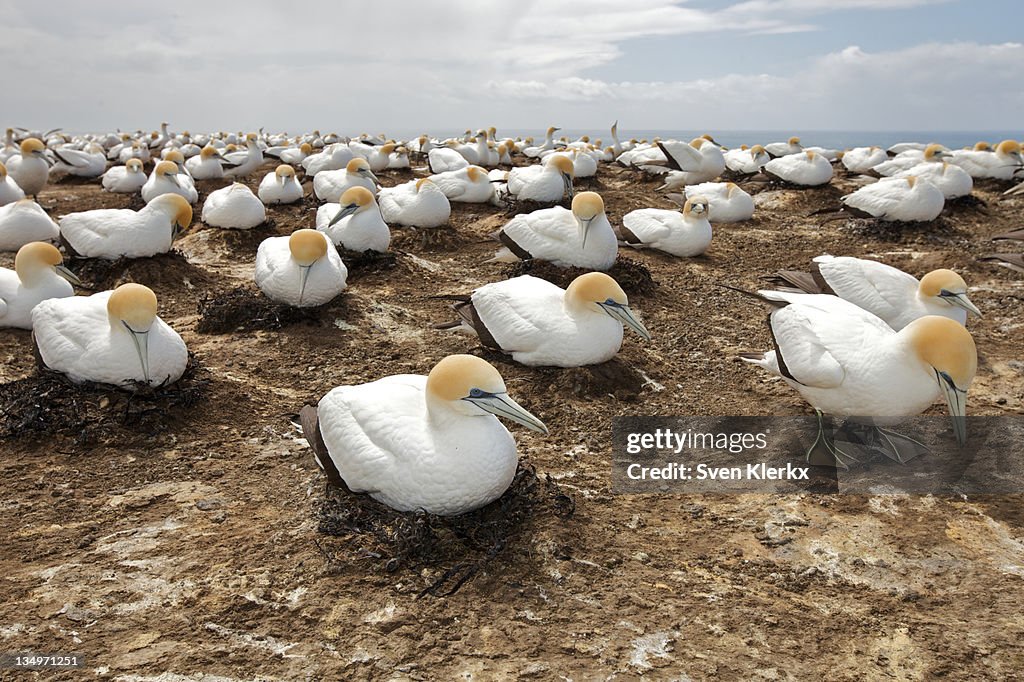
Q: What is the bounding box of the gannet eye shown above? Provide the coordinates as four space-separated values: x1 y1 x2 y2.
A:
469 388 485 398
604 298 617 306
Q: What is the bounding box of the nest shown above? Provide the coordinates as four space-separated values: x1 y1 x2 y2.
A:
503 256 658 297
67 250 217 292
498 193 571 216
337 247 398 274
315 462 574 597
195 286 348 334
839 216 967 244
535 358 646 402
0 354 208 446
389 225 466 252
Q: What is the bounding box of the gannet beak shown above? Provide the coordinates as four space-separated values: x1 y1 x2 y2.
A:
598 301 652 341
465 391 549 434
361 169 380 184
55 264 81 286
328 204 359 227
577 216 592 249
298 264 313 305
562 172 574 199
123 324 151 383
940 291 982 317
935 370 968 447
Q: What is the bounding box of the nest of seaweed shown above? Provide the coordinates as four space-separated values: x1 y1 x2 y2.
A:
0 354 208 445
66 250 217 292
196 286 349 334
315 462 575 597
337 247 398 274
502 256 658 297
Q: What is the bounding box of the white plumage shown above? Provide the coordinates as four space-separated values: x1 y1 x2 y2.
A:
894 161 972 200
312 158 378 202
842 176 944 222
428 166 494 203
315 187 390 252
101 160 147 193
764 151 833 186
254 230 347 307
141 161 198 204
0 242 77 329
683 182 754 223
201 183 266 229
377 178 451 228
0 200 59 251
841 146 888 174
257 165 304 205
0 162 26 205
60 193 192 259
621 196 712 257
505 154 575 203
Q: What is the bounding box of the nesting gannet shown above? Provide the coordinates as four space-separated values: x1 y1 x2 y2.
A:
201 183 266 229
313 158 379 202
819 176 944 222
141 160 198 204
888 142 928 156
764 136 803 158
895 159 972 200
773 256 980 330
427 146 471 174
300 354 547 515
184 145 229 180
950 140 1023 180
620 196 712 257
280 142 313 166
493 191 616 269
101 158 147 193
258 164 304 205
377 178 451 228
254 229 347 307
438 273 650 367
6 138 49 199
51 144 107 178
60 193 192 259
364 142 396 173
681 182 754 223
316 186 390 252
223 133 264 178
0 161 26 205
428 165 494 203
570 148 598 179
0 200 59 251
505 154 575 203
33 283 188 387
841 146 888 174
873 144 949 177
724 145 770 176
646 137 726 188
763 150 833 187
303 143 357 177
739 291 977 464
0 242 79 329
387 145 411 169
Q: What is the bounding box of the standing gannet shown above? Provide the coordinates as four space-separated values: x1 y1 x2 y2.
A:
0 242 79 329
950 140 1023 180
185 145 229 180
493 191 617 269
739 291 977 464
254 229 347 307
377 178 451 228
258 164 304 205
7 138 49 199
841 146 888 174
764 136 803 158
33 283 188 387
681 182 754 223
437 272 650 367
51 143 107 178
620 196 712 257
524 127 562 158
141 160 198 204
763 150 833 186
280 142 313 166
317 186 391 252
724 145 770 176
428 165 494 203
223 133 264 178
313 158 379 202
820 176 944 222
773 256 980 330
505 154 575 203
101 158 147 193
300 354 547 515
0 161 26 205
201 183 266 229
60 193 192 259
0 200 60 251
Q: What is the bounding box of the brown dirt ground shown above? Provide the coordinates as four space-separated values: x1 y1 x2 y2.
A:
0 158 1022 681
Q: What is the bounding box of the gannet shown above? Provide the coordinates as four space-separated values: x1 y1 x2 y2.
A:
254 229 347 307
365 143 397 173
387 145 411 169
764 136 803 158
724 145 770 176
201 182 266 229
258 164 304 205
377 178 451 228
316 186 390 252
895 159 972 200
51 144 107 178
620 196 712 257
60 193 192 259
841 146 888 174
223 133 264 178
101 158 147 193
950 140 1022 180
763 150 833 186
0 128 17 163
524 127 561 158
873 144 950 177
823 176 944 222
773 256 980 330
303 143 357 176
739 291 977 464
493 191 616 269
0 161 26 205
184 145 229 180
33 283 188 387
505 154 574 203
0 242 79 329
313 158 379 202
141 160 198 204
427 146 471 174
645 137 726 188
300 354 547 515
681 182 754 223
0 200 59 251
428 165 494 203
437 272 650 367
6 138 49 199
279 142 313 165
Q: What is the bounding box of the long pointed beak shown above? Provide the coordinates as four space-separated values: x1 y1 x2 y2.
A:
936 371 968 447
55 264 81 286
943 292 982 317
600 302 652 341
362 169 380 185
328 204 359 227
124 325 151 383
562 172 574 199
577 216 592 249
466 393 548 434
298 264 312 305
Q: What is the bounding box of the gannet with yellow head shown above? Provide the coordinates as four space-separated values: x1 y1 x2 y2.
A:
505 153 575 203
620 196 712 257
377 177 451 228
837 174 944 221
313 157 379 202
279 141 313 166
316 186 390 252
300 354 547 515
141 159 198 204
0 160 26 205
764 136 803 158
32 283 188 387
101 158 147 193
427 165 494 203
951 139 1023 180
258 163 304 205
681 182 754 223
60 193 192 259
222 132 264 178
6 138 49 199
254 229 347 307
0 242 78 329
763 149 833 186
184 145 229 180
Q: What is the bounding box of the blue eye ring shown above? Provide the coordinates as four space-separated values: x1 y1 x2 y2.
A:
469 388 485 398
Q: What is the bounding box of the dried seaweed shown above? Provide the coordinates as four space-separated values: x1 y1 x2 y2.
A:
196 286 347 333
502 256 658 297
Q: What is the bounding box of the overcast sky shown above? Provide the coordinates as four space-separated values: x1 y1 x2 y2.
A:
2 0 1021 134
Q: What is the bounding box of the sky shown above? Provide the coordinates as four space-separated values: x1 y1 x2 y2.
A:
1 0 1021 135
